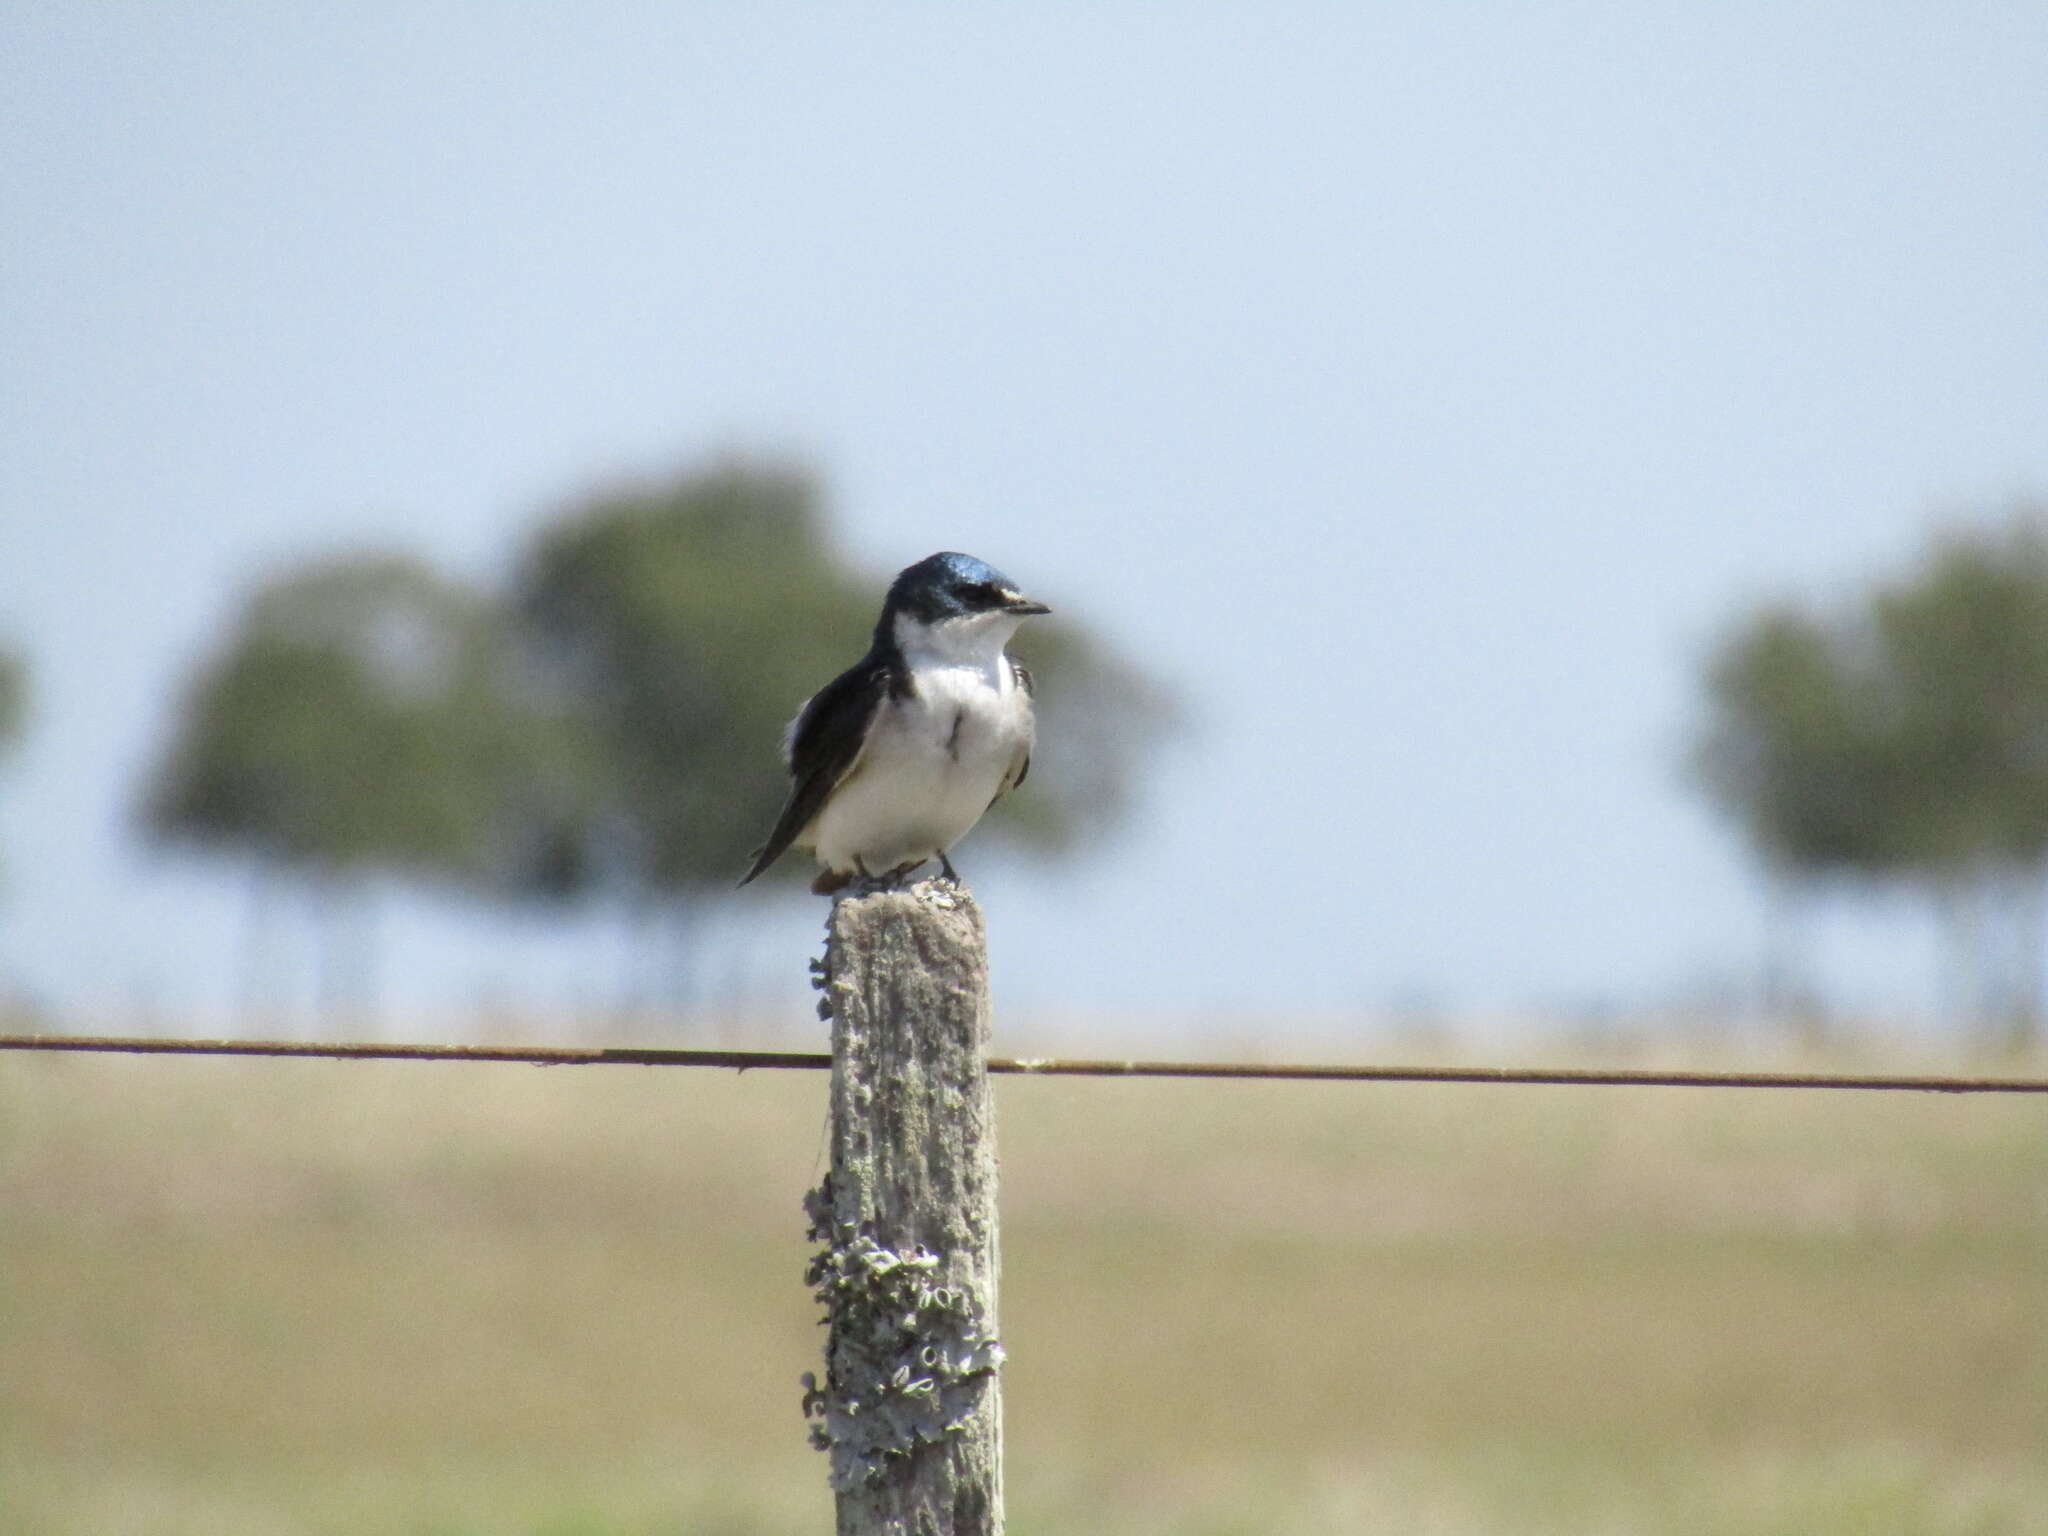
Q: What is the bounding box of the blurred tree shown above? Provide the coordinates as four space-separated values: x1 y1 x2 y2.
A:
141 553 536 1027
1870 514 2048 1043
1692 605 1910 883
1689 605 1899 1035
509 457 1174 1000
512 461 875 904
1690 503 2048 1049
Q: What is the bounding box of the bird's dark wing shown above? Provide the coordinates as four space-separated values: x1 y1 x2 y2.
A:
738 653 893 886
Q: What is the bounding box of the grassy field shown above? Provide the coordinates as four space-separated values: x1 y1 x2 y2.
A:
2 1043 2044 1534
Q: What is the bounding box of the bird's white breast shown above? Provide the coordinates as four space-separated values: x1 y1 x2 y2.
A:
801 611 1033 876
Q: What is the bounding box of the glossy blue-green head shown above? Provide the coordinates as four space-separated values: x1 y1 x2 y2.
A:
881 552 1050 630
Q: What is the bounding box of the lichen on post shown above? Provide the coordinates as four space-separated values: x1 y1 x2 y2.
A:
802 879 1004 1535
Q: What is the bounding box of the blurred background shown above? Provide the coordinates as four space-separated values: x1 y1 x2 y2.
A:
3 6 2045 1534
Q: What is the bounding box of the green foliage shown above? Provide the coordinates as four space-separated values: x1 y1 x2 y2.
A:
142 554 533 882
1870 518 2048 871
1691 605 1914 877
1696 510 2048 881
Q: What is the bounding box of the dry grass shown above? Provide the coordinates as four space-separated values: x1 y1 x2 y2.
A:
2 1046 2044 1533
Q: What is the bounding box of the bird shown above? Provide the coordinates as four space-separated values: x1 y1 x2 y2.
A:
739 551 1051 895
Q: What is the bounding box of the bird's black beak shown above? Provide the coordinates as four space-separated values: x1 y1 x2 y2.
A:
1003 593 1052 616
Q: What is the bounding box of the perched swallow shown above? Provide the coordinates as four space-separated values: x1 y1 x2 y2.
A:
740 552 1050 894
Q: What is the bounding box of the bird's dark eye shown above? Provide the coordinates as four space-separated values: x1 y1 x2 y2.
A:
964 581 1000 603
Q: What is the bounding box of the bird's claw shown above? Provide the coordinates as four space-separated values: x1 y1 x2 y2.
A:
820 852 964 898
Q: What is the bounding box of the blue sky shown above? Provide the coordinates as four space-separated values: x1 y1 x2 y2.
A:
4 5 2045 1040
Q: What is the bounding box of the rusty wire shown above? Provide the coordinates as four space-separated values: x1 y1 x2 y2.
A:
2 1033 2045 1093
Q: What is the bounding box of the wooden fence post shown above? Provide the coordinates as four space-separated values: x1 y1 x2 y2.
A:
802 880 1005 1535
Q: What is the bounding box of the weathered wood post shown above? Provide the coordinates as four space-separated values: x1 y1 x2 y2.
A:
802 880 1004 1534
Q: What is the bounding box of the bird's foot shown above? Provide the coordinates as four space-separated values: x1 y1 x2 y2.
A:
821 855 963 897
823 858 914 898
878 858 927 889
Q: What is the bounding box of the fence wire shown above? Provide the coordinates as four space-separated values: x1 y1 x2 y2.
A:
3 1033 2045 1093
